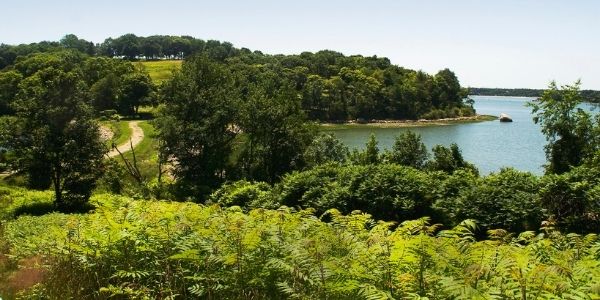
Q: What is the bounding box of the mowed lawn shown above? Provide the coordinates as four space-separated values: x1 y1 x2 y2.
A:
136 60 182 83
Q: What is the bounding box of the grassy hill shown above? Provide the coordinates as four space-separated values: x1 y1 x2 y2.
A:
136 60 182 83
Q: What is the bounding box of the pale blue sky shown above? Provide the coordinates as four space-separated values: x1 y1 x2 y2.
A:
2 0 599 89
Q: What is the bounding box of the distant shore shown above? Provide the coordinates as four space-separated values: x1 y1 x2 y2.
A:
320 114 497 129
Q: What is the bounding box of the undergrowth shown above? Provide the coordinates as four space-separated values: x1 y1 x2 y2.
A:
0 190 598 299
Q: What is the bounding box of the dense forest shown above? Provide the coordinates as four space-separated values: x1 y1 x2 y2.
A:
1 34 600 299
470 87 600 102
0 34 475 121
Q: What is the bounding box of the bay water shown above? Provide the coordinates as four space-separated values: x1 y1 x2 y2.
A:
326 96 584 175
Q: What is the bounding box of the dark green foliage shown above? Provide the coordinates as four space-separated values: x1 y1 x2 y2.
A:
234 71 316 183
155 55 238 200
363 133 381 164
528 81 599 174
303 133 349 168
59 34 95 55
3 34 474 122
90 73 120 111
539 164 600 232
433 68 466 107
0 70 22 115
1 51 153 117
274 163 436 221
385 131 428 169
3 66 105 210
435 168 542 233
0 41 63 70
208 180 274 208
116 69 153 115
427 143 477 174
350 133 381 165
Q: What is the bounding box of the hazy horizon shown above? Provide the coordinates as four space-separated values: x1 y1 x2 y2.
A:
2 0 599 89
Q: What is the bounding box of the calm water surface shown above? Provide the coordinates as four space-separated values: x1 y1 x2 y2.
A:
328 96 554 175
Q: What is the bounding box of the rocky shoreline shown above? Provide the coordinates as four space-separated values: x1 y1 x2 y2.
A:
321 115 497 128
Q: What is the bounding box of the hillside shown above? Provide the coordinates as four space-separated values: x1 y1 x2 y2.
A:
1 34 475 121
135 60 182 83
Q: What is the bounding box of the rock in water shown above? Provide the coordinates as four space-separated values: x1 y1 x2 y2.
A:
499 113 513 122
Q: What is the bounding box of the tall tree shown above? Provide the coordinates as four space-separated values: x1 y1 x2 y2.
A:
155 55 238 199
236 71 316 182
303 133 349 168
350 134 381 165
386 131 428 169
117 69 153 115
0 70 22 115
528 80 598 174
427 143 475 174
5 67 105 210
60 34 95 55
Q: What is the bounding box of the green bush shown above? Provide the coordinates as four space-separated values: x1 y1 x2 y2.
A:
539 164 600 232
274 164 437 221
435 168 543 233
208 180 275 208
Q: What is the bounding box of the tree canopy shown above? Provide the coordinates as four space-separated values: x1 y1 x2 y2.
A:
528 80 600 174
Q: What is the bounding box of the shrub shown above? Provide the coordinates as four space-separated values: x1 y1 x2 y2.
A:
2 198 600 299
274 164 437 221
208 180 275 208
435 168 543 233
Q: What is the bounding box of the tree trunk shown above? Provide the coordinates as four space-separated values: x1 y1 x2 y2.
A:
53 161 63 209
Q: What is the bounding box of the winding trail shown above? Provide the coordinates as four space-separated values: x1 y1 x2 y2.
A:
106 121 144 158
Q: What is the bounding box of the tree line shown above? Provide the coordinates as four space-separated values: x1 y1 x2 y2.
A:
0 50 153 117
470 87 600 103
1 34 475 121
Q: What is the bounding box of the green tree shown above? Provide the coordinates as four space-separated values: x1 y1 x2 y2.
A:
0 70 22 115
112 33 141 59
274 163 436 221
236 71 316 183
350 133 381 165
60 34 95 55
5 67 105 210
90 73 120 112
303 133 349 168
433 68 464 107
117 70 153 115
528 80 597 174
155 55 238 199
427 143 476 174
385 131 428 169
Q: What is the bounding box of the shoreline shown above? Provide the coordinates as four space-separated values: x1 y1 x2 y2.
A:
320 114 497 129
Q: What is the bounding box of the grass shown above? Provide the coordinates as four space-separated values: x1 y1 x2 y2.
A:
320 114 498 130
100 120 132 147
136 60 182 83
119 121 159 181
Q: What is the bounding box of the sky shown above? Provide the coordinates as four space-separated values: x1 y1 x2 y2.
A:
2 0 599 89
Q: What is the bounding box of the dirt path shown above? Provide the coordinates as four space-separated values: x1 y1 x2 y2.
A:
106 121 144 158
